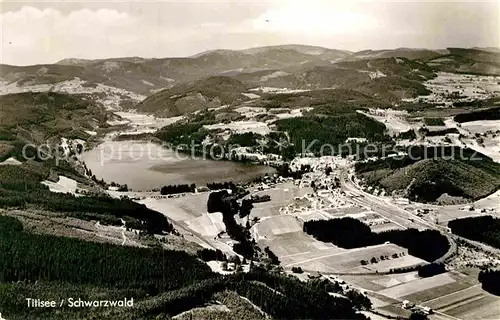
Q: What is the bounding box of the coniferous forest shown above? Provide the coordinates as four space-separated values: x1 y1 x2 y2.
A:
0 165 173 234
304 218 450 262
478 269 500 295
448 216 500 249
0 216 365 320
0 216 212 294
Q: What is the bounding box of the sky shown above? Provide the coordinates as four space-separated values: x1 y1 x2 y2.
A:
1 0 499 65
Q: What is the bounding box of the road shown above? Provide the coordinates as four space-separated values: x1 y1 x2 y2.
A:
339 170 500 261
339 170 436 231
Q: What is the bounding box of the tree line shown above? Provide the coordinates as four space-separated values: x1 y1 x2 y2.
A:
453 106 500 123
207 181 237 191
421 127 459 137
0 165 173 234
196 248 227 262
97 266 367 320
207 190 256 258
448 216 500 249
418 262 446 278
304 218 450 262
478 269 500 295
160 183 196 195
275 113 391 155
0 216 367 319
0 216 212 295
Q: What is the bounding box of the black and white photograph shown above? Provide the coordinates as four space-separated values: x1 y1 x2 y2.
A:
0 0 499 319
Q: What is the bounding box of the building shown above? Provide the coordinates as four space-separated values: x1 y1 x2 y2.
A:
402 300 415 309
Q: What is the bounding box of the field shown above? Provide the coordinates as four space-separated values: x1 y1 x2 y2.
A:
431 206 490 224
253 215 303 238
41 176 78 195
324 204 368 216
135 183 314 257
282 243 424 274
458 119 500 163
136 192 242 255
259 232 340 258
377 273 457 299
407 72 500 105
429 189 500 224
342 269 500 319
203 120 271 135
357 110 412 134
138 194 207 221
294 210 333 222
424 284 500 319
248 183 421 274
249 183 312 218
184 212 225 237
475 190 500 212
371 222 402 232
461 120 500 134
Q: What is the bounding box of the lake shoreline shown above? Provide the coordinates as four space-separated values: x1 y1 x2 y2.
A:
81 110 275 191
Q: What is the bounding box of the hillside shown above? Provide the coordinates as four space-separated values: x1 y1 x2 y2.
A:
136 76 249 116
356 148 500 202
241 44 351 60
1 45 351 95
349 48 443 61
0 92 118 162
8 44 489 98
427 48 500 75
0 215 366 320
231 57 436 97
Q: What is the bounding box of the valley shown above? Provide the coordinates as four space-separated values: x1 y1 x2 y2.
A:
1 44 500 320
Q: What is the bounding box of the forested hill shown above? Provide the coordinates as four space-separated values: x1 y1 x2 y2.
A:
355 146 500 202
136 76 249 117
0 215 367 319
0 91 119 164
0 91 112 143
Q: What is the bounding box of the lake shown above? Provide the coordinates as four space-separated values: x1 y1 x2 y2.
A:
81 140 275 191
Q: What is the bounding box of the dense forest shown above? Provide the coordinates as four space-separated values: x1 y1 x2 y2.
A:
207 190 256 258
207 181 237 190
230 268 369 318
275 113 390 155
418 263 446 278
478 269 500 295
155 122 208 147
160 183 196 195
423 117 445 126
0 165 173 234
448 216 500 249
355 146 500 202
396 129 417 141
0 216 365 319
303 217 378 248
0 216 212 294
453 106 500 123
378 229 450 262
94 267 367 320
421 127 460 137
304 218 449 262
355 146 491 174
197 248 228 262
239 198 254 218
226 132 263 147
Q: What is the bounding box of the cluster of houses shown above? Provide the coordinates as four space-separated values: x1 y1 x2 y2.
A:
402 300 433 315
